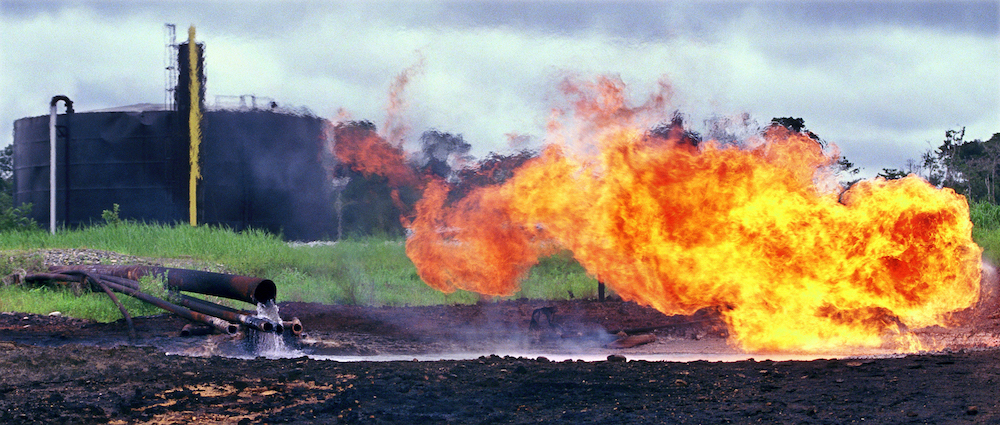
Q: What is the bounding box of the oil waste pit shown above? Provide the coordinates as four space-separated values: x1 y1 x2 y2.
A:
6 267 1000 362
2 302 1000 425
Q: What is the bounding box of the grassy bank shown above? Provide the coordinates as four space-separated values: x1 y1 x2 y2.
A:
0 223 599 321
6 200 1000 322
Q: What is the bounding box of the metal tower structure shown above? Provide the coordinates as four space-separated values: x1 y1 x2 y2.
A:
164 23 178 110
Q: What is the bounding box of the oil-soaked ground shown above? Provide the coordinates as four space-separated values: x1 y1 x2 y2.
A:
2 298 1000 424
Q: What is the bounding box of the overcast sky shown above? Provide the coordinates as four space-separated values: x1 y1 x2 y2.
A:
2 1 998 178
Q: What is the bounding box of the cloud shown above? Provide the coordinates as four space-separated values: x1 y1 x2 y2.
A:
1 1 997 179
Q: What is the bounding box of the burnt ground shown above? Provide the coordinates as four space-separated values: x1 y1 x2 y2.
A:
1 297 1000 424
2 247 1000 424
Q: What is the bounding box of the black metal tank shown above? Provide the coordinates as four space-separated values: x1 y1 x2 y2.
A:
12 108 336 241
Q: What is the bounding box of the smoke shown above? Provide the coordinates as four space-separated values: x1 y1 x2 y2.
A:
419 130 472 180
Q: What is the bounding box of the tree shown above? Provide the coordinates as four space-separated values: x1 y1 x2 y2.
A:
419 130 471 180
0 144 13 197
921 128 1000 203
770 117 821 143
877 168 908 180
330 120 421 238
451 150 537 202
0 144 37 231
648 112 702 147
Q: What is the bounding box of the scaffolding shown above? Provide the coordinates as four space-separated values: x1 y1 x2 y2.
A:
164 23 178 111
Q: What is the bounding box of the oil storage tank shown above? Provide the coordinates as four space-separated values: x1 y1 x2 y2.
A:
13 107 187 228
199 109 336 241
14 33 337 241
12 35 337 241
13 106 337 241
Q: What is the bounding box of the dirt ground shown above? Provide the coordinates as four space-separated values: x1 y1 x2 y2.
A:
2 296 1000 424
1 248 999 424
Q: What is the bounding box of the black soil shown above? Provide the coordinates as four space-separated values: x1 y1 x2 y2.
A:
2 298 999 424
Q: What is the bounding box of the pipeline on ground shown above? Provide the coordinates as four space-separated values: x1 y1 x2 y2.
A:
23 266 299 339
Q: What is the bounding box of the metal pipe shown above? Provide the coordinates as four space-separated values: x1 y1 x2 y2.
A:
282 317 303 337
180 323 212 337
24 272 80 283
174 294 280 333
175 293 255 316
48 95 73 234
98 278 238 335
30 270 136 340
28 270 245 336
182 294 282 334
51 265 276 305
92 273 141 291
93 279 137 341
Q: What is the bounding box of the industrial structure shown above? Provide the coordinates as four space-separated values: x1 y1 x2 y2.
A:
12 27 336 241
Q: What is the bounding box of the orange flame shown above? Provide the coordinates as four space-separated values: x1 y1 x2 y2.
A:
405 76 982 353
329 123 418 188
329 63 424 189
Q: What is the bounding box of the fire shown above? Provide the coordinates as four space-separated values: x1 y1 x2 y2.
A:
404 75 982 353
329 122 417 188
327 62 423 189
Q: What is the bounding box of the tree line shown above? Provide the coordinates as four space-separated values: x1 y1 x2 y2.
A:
879 127 1000 203
3 117 994 236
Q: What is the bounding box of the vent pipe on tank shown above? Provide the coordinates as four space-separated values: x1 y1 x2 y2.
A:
49 95 73 234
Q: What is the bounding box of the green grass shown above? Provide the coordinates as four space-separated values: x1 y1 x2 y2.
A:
0 222 295 277
0 274 169 322
14 199 1000 324
274 239 484 307
971 201 1000 264
0 222 598 321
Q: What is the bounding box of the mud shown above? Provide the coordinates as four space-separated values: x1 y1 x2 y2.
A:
2 298 1000 424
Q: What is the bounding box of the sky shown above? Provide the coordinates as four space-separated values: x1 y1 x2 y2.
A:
2 0 998 178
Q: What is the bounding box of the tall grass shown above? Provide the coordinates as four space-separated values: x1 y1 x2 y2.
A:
11 199 1000 323
0 222 295 276
0 274 170 321
275 239 484 307
971 201 1000 264
0 222 598 320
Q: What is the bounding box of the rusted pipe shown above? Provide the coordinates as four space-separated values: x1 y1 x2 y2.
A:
174 294 281 333
605 333 656 349
32 271 136 340
51 265 276 305
98 278 238 335
282 317 303 337
24 272 82 286
92 278 137 341
88 273 141 291
174 293 255 315
25 270 241 336
180 323 213 337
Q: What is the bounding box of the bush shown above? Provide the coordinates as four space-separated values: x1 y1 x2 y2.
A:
0 193 36 232
101 203 124 226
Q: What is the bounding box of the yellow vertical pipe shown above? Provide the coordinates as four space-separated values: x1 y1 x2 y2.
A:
188 25 202 226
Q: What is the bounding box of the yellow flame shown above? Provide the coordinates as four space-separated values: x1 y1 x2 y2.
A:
404 76 982 353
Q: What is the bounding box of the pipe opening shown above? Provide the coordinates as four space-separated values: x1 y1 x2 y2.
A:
254 279 277 304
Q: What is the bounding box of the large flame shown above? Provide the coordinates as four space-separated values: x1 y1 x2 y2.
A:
405 76 982 352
